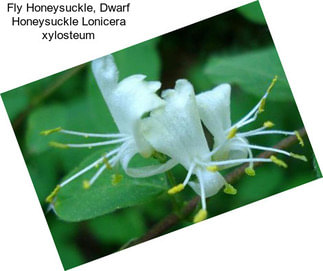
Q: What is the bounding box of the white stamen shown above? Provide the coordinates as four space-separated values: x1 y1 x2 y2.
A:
247 146 254 167
108 141 132 167
240 130 295 137
196 169 207 210
207 157 272 167
235 136 254 168
60 148 120 187
236 127 266 137
66 137 130 148
230 91 269 130
109 156 119 167
89 164 107 185
183 163 196 186
237 113 259 128
233 143 292 157
60 129 127 139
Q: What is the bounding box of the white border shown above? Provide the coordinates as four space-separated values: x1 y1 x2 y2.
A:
1 0 323 270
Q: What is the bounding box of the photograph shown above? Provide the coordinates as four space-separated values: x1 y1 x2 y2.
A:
1 1 319 269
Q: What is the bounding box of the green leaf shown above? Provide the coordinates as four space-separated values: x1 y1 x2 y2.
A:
237 1 266 25
25 104 67 154
54 150 168 222
88 209 146 244
27 151 59 204
113 37 161 81
204 47 294 102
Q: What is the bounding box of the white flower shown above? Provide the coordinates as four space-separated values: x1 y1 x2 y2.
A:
91 55 177 177
141 77 307 222
196 76 307 176
196 83 249 169
43 55 176 191
141 79 228 222
44 56 306 222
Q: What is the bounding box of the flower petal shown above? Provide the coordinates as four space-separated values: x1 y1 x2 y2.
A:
92 54 119 102
112 75 165 155
127 159 178 178
92 55 165 156
196 84 231 146
141 79 210 169
189 169 226 198
117 141 178 177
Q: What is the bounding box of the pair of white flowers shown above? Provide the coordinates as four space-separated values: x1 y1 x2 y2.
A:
45 55 306 222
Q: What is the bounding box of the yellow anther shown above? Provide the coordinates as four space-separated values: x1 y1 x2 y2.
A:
258 76 277 114
290 153 308 162
227 127 238 139
45 185 60 203
266 75 278 94
49 141 69 149
270 155 288 168
223 183 237 195
263 121 274 128
40 127 62 136
207 165 219 172
83 180 90 189
258 98 266 113
193 209 208 223
168 184 185 195
111 174 123 185
103 157 112 169
245 167 256 176
294 131 304 147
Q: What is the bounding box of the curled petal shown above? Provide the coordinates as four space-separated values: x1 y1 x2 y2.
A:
118 141 178 177
126 159 178 178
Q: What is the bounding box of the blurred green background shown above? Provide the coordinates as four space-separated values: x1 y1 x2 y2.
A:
1 2 320 270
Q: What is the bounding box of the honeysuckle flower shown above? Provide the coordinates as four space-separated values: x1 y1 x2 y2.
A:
196 83 249 169
43 55 177 197
141 77 307 223
43 54 307 223
196 76 307 176
141 79 230 222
